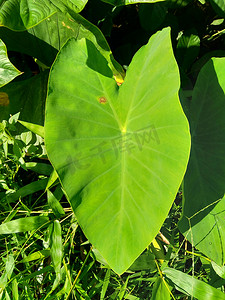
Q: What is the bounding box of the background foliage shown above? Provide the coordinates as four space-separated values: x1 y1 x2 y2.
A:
1 0 225 299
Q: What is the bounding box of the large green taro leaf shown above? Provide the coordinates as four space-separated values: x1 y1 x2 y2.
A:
0 12 124 79
45 27 190 274
0 0 88 31
27 11 124 77
179 58 225 266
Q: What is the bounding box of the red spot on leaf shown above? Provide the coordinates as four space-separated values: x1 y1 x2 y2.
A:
99 97 107 104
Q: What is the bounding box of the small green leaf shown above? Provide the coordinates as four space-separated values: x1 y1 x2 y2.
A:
0 39 21 88
211 18 224 25
18 121 44 138
176 29 200 72
21 250 50 263
8 112 20 124
211 261 225 279
164 267 225 299
0 216 49 234
20 131 32 145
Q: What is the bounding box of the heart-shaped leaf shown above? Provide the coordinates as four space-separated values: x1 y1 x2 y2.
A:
45 27 190 274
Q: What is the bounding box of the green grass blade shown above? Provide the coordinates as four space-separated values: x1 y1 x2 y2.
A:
25 162 53 175
50 220 63 290
12 278 19 300
47 189 65 218
0 216 49 234
100 268 111 300
0 254 14 289
6 178 48 203
46 169 58 191
118 276 129 300
164 267 225 300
